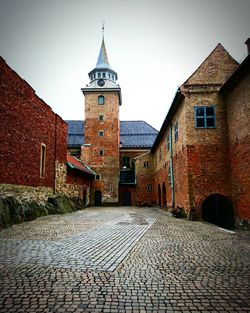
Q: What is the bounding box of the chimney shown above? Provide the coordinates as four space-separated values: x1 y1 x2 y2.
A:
245 38 250 55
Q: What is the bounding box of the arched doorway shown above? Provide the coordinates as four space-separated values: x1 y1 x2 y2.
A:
158 184 162 206
162 183 166 207
94 190 102 206
202 194 235 229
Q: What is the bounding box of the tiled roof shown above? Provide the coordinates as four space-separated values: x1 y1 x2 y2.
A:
66 120 158 148
67 153 95 176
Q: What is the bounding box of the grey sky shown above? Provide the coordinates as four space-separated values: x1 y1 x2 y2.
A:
0 0 249 130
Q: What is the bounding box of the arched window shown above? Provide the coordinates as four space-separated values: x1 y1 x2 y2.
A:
98 95 105 105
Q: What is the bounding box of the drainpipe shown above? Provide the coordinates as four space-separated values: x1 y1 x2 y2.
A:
169 125 175 208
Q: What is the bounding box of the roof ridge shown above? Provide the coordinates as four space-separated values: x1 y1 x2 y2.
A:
182 43 239 86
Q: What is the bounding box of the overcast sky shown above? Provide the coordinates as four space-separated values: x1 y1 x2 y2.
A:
0 0 249 130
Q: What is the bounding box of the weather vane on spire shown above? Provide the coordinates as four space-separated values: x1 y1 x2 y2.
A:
102 20 105 39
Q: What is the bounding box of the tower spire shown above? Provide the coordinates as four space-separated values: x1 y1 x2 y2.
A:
87 25 118 86
102 20 105 40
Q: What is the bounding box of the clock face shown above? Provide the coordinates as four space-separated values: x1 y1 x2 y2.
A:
97 79 105 87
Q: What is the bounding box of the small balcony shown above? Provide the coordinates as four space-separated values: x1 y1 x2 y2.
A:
119 169 136 185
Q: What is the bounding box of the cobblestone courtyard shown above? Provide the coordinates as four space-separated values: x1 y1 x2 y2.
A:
0 207 249 312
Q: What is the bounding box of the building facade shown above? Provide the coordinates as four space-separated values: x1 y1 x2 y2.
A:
68 38 249 228
0 57 94 205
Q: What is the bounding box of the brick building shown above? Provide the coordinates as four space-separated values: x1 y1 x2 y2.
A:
1 32 248 229
67 35 158 206
136 41 250 228
68 37 249 228
0 57 94 204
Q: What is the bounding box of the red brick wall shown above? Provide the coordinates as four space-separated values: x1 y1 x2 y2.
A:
66 170 90 185
0 57 67 189
187 144 231 216
226 73 250 220
84 91 120 203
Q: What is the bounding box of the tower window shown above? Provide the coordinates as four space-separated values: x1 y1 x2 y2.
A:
98 95 105 105
195 106 216 128
98 73 101 78
95 174 101 181
99 150 104 156
159 148 162 161
102 73 106 78
144 161 150 168
40 144 46 178
98 130 104 137
108 73 110 79
99 115 104 121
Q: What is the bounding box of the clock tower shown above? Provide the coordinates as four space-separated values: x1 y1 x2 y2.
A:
81 30 122 206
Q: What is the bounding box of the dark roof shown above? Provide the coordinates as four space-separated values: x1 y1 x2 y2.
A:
151 89 184 152
65 120 158 148
220 53 250 95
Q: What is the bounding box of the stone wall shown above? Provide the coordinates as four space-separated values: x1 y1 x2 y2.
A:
0 184 53 204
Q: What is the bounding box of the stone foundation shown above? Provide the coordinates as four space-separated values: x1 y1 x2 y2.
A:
0 184 53 204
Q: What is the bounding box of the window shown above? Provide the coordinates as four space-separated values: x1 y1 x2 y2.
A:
99 150 104 156
174 122 178 142
144 161 150 168
99 115 104 122
167 133 170 151
98 95 105 105
147 184 152 192
159 148 162 161
40 144 46 178
168 167 171 184
102 72 106 78
122 157 130 168
98 130 104 137
95 174 101 181
195 106 216 128
98 73 101 78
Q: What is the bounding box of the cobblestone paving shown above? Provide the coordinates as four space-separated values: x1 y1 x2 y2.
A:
0 207 250 312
